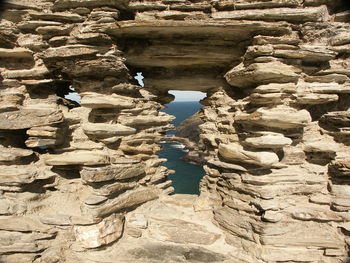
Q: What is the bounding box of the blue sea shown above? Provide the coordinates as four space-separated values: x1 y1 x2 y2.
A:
159 101 205 195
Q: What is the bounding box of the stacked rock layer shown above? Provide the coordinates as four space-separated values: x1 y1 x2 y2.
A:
1 0 350 262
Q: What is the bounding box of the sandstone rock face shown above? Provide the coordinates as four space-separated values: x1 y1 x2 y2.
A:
1 0 350 262
74 214 124 248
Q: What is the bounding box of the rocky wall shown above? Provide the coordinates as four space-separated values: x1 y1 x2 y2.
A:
0 0 350 262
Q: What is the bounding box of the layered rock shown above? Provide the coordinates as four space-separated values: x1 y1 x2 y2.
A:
0 0 350 262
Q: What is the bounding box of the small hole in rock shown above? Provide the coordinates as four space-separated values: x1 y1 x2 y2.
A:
134 72 144 87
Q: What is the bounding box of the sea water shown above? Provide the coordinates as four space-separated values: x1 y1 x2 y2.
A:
159 101 205 195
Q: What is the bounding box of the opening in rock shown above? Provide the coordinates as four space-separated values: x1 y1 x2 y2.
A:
159 90 206 195
64 88 81 104
134 72 144 87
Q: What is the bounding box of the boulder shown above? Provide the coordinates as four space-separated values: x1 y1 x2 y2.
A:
219 143 279 167
81 163 145 182
225 61 300 89
88 187 160 218
41 45 99 61
0 216 52 233
148 217 220 245
0 48 33 59
80 92 135 109
244 132 292 148
261 222 344 249
119 114 175 127
0 147 34 164
251 83 297 94
45 151 110 166
235 106 311 129
0 108 63 130
82 123 137 138
74 214 124 248
212 6 328 23
0 231 51 253
29 11 84 23
295 93 338 104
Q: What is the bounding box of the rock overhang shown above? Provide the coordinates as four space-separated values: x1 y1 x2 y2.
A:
93 19 292 92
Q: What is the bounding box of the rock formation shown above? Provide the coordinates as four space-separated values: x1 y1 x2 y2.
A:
1 0 350 262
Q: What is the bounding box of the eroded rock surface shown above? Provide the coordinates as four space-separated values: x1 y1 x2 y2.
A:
1 0 350 262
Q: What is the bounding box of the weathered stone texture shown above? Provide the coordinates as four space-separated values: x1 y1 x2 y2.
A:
1 0 350 262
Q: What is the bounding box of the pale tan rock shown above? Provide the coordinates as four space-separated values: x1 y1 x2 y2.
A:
216 0 302 10
126 227 142 238
119 114 175 127
2 64 50 79
262 211 283 223
305 73 349 83
303 140 339 153
82 123 136 137
261 247 323 262
299 82 350 94
94 181 136 196
0 147 33 164
274 45 336 62
0 165 54 186
0 108 63 130
295 93 338 104
75 214 124 249
40 214 100 226
88 187 161 218
18 21 62 32
253 35 300 46
41 45 99 61
0 216 52 233
0 231 52 253
81 163 145 182
0 253 38 263
148 217 220 245
102 20 291 43
212 6 328 23
0 48 33 59
288 206 343 222
281 146 306 164
45 151 110 166
219 143 279 167
214 207 257 242
207 159 247 172
241 166 326 186
331 31 350 46
29 11 84 23
249 93 284 105
235 106 311 129
335 11 350 22
0 90 24 112
244 132 292 149
225 61 300 89
84 195 108 205
331 184 350 197
251 83 297 94
309 194 332 205
324 248 346 257
128 213 148 229
0 198 27 215
261 222 344 249
80 92 135 109
36 25 73 37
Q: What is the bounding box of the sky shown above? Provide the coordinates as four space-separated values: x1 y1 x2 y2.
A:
169 90 206 101
65 73 207 103
134 73 206 102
